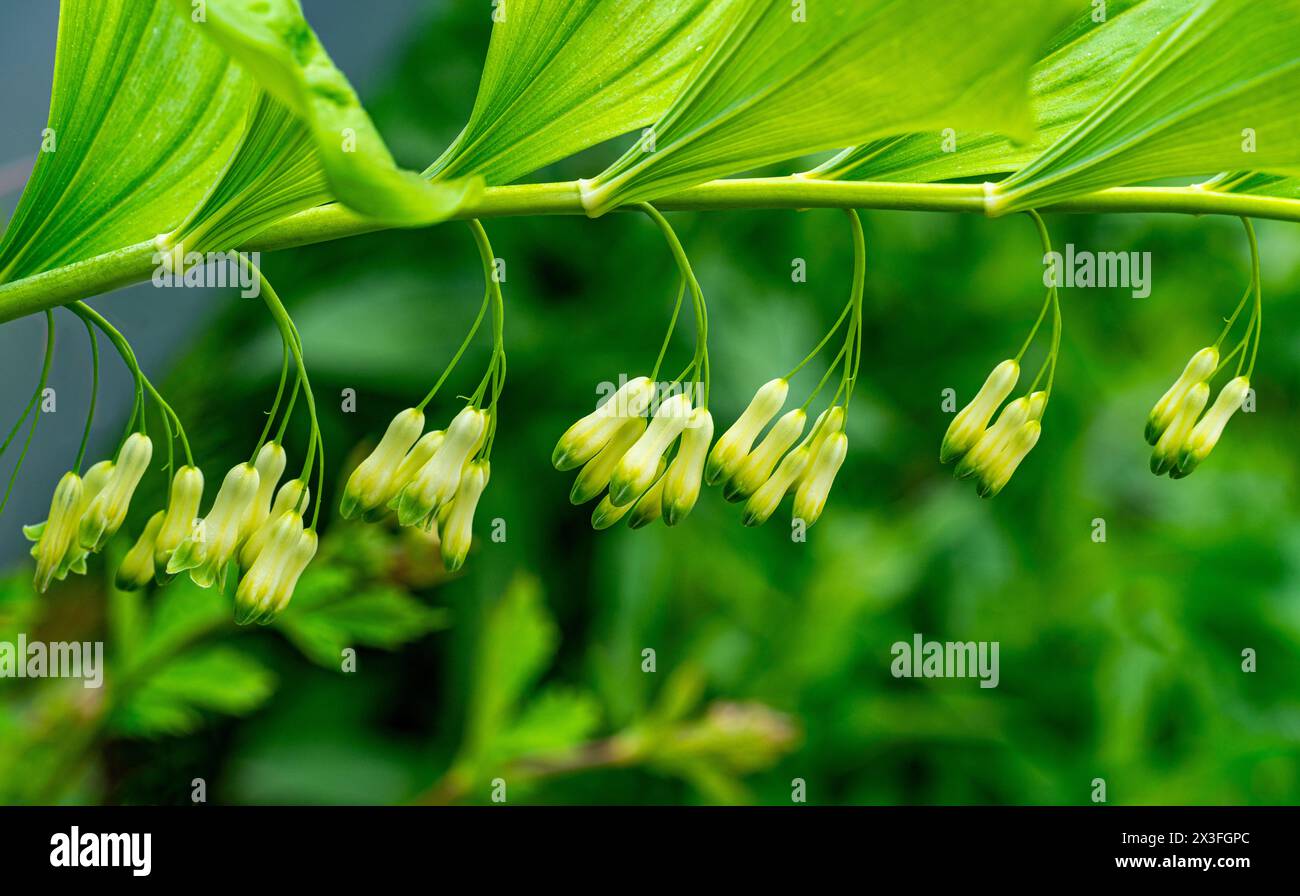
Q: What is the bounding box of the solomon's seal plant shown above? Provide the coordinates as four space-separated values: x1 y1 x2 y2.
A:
1 0 1298 626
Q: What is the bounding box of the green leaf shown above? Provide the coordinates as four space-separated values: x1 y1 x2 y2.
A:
490 688 601 761
806 0 1194 184
111 646 275 737
428 0 739 186
274 566 449 669
580 0 1069 215
1202 170 1300 199
990 0 1300 213
181 0 481 228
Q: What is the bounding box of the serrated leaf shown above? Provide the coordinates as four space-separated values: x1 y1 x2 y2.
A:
490 688 601 761
580 0 1069 215
807 0 1194 184
111 646 275 737
991 0 1300 213
428 0 740 186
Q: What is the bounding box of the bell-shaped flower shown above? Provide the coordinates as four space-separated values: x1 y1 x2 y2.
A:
954 391 1045 481
374 430 444 520
627 461 671 530
78 433 153 552
706 378 788 485
610 393 692 506
33 472 84 594
793 432 849 527
168 462 260 589
242 442 287 538
235 510 306 624
1146 346 1217 444
724 409 806 503
977 421 1042 497
1176 376 1250 476
240 478 310 569
154 465 204 573
553 376 655 471
661 408 714 526
1150 382 1210 476
396 406 486 527
441 460 489 572
940 360 1019 463
116 511 165 592
742 446 811 528
339 408 424 519
572 417 646 505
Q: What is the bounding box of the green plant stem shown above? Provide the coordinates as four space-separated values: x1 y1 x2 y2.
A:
6 179 1296 325
75 315 99 472
0 311 54 515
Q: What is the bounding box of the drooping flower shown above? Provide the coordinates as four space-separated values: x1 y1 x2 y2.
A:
954 391 1045 482
33 472 84 594
396 406 487 527
553 376 656 471
374 430 444 519
977 421 1042 498
242 441 288 538
154 465 204 574
1150 382 1210 476
742 446 811 528
571 417 646 505
940 360 1019 463
793 431 849 527
78 433 153 552
240 478 310 569
235 510 305 625
627 461 670 530
116 511 165 592
610 392 692 506
339 408 424 519
1176 376 1250 475
706 378 788 485
661 408 714 526
1146 346 1218 445
167 462 260 589
723 408 805 503
440 460 489 572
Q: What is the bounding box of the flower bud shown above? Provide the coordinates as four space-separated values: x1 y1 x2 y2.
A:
116 511 165 592
240 478 310 569
553 376 655 471
1150 382 1209 476
954 392 1043 481
235 510 305 625
340 408 424 519
396 407 486 527
243 441 287 537
168 462 260 589
793 432 848 527
441 461 489 572
79 433 153 552
268 529 318 621
724 409 805 503
627 460 670 530
742 446 811 527
571 416 645 505
610 393 692 506
1146 346 1218 444
661 408 714 526
33 472 84 593
1177 376 1249 476
374 430 444 517
977 421 1042 498
706 378 788 485
940 360 1018 463
154 465 204 571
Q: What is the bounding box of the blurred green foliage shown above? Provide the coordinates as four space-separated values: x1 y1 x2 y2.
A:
3 1 1300 806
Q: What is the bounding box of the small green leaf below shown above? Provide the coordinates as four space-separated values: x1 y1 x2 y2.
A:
111 646 276 737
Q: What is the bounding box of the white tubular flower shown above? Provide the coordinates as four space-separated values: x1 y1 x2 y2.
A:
240 478 310 569
571 417 647 505
609 392 692 506
1151 382 1210 476
553 376 655 472
724 408 806 503
441 461 489 572
235 510 305 625
242 442 287 538
1146 346 1218 445
627 461 670 530
940 359 1019 464
742 446 811 528
168 462 260 589
706 378 789 486
269 529 318 620
374 430 445 519
33 472 84 594
116 511 165 592
1177 376 1250 476
661 408 714 526
154 465 204 572
954 392 1039 481
78 433 153 552
793 432 849 528
976 421 1042 498
396 406 486 527
339 408 424 519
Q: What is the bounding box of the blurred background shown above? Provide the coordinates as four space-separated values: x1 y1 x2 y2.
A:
2 1 1299 806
